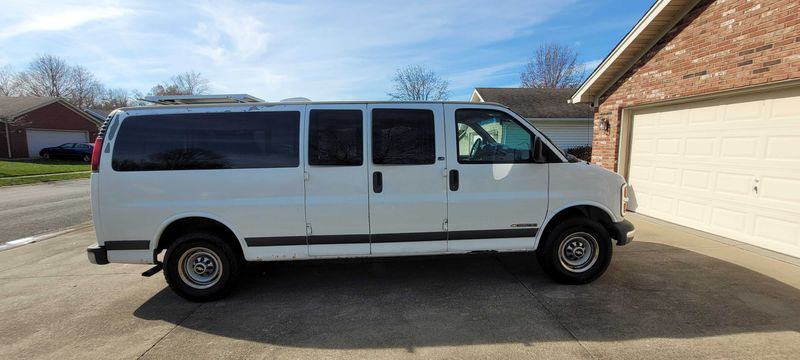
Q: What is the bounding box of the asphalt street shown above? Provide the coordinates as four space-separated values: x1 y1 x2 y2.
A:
0 179 91 243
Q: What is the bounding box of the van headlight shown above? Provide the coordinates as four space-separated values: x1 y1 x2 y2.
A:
621 183 629 216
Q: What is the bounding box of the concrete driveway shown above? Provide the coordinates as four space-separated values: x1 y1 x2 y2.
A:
1 214 799 359
0 179 90 243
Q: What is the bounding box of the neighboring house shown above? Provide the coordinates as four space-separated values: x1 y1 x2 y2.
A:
84 108 111 123
570 0 800 257
470 88 593 150
0 97 101 159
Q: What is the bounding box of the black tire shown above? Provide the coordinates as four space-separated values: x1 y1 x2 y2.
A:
82 154 90 162
163 232 241 301
41 152 51 159
536 218 612 284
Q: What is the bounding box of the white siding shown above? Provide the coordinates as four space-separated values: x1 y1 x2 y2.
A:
529 119 592 149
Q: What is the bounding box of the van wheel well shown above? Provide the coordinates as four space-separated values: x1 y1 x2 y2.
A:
539 206 614 247
156 217 244 262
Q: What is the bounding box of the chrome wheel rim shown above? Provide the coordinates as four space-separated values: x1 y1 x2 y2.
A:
178 247 223 289
558 232 599 273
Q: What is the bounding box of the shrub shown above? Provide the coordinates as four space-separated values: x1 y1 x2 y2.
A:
565 146 592 162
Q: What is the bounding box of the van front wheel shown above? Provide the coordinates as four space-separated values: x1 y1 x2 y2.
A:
164 232 240 301
536 218 612 284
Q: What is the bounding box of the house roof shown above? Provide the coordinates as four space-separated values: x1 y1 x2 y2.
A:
0 96 60 119
0 96 102 125
472 88 592 119
84 108 111 122
569 0 700 105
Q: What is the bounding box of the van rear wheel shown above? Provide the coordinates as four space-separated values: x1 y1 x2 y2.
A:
164 232 240 301
536 218 612 284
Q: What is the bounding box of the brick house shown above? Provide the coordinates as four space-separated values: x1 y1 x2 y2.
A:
0 97 101 158
570 0 800 257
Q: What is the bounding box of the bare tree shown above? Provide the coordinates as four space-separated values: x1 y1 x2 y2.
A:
387 65 449 101
150 71 210 96
0 65 19 96
98 88 130 110
520 43 585 88
16 54 76 97
172 71 210 95
70 65 104 108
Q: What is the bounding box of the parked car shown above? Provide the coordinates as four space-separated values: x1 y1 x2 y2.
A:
86 102 634 301
39 143 94 162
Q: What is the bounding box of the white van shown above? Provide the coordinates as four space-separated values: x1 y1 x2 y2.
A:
86 101 634 301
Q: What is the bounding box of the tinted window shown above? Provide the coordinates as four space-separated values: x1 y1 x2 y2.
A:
456 109 533 164
308 110 363 166
372 109 435 165
112 111 299 171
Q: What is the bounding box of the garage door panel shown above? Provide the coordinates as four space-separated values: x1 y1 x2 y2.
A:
723 99 764 122
720 137 759 159
754 216 799 246
765 136 800 160
685 138 715 157
628 86 800 258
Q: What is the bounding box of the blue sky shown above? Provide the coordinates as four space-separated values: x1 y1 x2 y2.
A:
0 0 652 101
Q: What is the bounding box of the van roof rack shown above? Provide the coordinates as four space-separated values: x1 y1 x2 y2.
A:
142 94 264 105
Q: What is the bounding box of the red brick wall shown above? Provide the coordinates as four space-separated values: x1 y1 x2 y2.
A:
592 0 800 171
1 101 99 158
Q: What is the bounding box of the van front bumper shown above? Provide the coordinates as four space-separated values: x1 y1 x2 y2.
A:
87 244 109 265
610 219 635 246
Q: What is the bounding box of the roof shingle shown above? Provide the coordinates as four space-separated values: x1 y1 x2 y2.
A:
474 88 592 119
0 96 59 119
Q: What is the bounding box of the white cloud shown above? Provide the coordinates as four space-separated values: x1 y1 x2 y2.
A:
0 6 131 40
582 58 604 72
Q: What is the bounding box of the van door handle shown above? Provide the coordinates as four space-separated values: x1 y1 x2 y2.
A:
373 171 383 193
449 169 459 191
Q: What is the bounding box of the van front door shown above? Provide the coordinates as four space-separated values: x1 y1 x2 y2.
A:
367 104 448 254
443 104 548 251
304 104 370 256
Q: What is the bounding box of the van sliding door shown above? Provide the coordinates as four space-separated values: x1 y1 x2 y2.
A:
304 104 371 256
367 104 448 254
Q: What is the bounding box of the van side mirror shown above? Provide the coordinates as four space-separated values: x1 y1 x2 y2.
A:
533 137 546 163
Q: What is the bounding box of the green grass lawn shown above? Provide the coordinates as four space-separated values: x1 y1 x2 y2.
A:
0 159 90 178
0 172 90 186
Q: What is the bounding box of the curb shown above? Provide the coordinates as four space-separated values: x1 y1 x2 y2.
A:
0 223 93 251
1 171 91 180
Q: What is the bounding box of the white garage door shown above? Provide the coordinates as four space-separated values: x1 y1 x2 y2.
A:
26 129 89 158
628 87 800 258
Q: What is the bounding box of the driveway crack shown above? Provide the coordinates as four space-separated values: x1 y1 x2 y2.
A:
137 302 203 359
494 255 597 360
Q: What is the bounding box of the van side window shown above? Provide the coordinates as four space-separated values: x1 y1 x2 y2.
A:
372 109 435 165
112 111 300 171
308 110 363 166
456 109 533 164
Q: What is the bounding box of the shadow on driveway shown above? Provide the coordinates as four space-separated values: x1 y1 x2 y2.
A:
134 243 800 350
